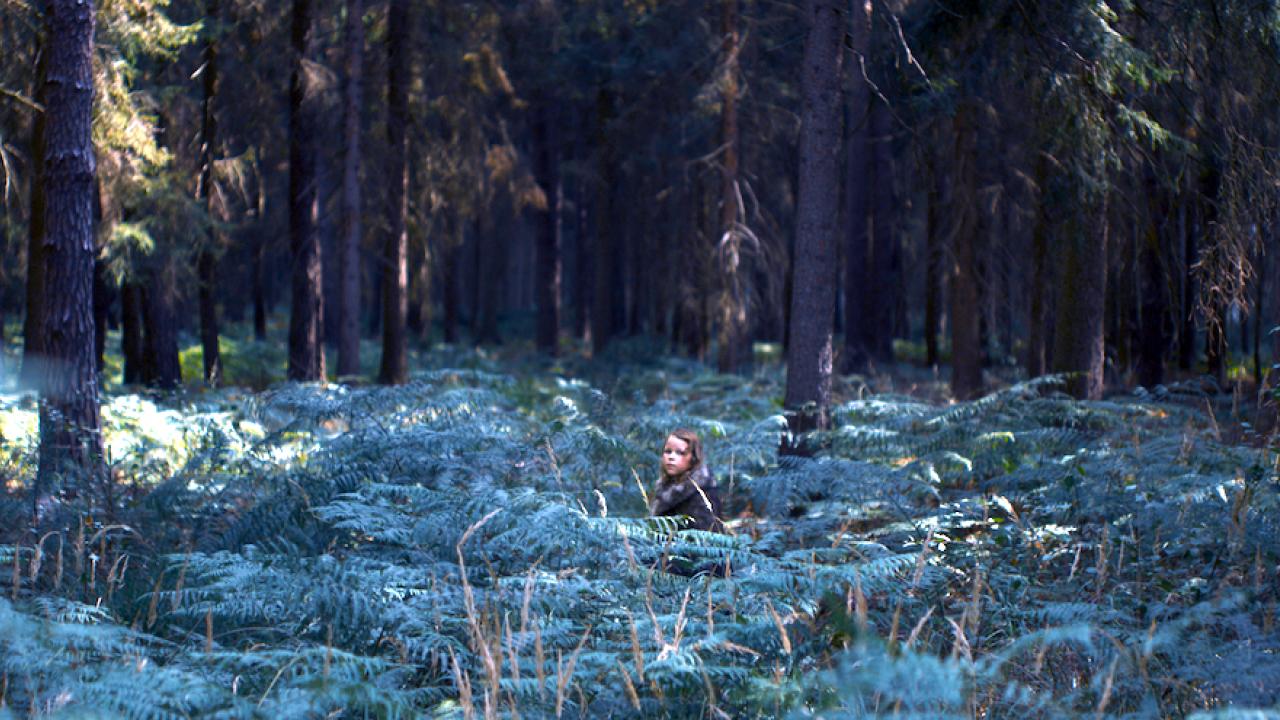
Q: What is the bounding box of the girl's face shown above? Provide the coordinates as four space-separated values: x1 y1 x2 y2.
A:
661 435 694 477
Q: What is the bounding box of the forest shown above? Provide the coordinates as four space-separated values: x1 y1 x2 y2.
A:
1 0 1279 717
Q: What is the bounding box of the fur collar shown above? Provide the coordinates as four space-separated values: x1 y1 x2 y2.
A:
650 464 716 515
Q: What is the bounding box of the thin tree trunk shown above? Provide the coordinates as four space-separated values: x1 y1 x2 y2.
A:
924 141 941 369
533 102 562 356
338 0 363 377
37 0 104 500
1026 154 1050 378
869 96 895 363
590 89 615 356
1178 197 1196 371
443 219 460 343
22 38 49 389
377 0 409 383
142 263 182 389
782 0 842 452
121 282 145 384
197 0 222 385
1052 197 1109 400
949 101 983 400
716 0 748 373
287 0 325 381
1137 173 1168 388
842 0 873 374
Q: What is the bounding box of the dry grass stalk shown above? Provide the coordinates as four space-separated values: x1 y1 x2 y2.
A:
764 598 791 655
616 660 641 710
906 606 933 649
554 625 591 718
449 648 476 720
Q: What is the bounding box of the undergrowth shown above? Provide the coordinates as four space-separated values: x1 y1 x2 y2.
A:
0 350 1277 718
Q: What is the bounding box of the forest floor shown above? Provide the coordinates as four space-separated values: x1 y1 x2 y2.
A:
0 331 1278 718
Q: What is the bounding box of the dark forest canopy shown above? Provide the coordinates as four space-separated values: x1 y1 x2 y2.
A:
1 0 1278 408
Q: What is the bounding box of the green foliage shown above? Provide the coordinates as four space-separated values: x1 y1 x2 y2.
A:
1 356 1278 717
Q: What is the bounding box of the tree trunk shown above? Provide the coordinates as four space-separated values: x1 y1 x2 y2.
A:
1137 175 1168 388
121 282 145 384
337 0 363 376
1052 197 1109 400
949 101 983 400
842 3 873 374
197 0 223 385
377 0 409 384
782 0 842 451
93 256 110 377
715 0 748 373
532 102 562 356
22 37 49 389
142 263 182 389
1178 197 1196 371
443 220 460 343
924 145 942 369
287 0 325 381
1026 153 1051 378
869 96 895 363
37 0 105 499
590 89 616 356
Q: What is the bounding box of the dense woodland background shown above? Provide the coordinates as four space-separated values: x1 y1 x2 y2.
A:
1 0 1280 718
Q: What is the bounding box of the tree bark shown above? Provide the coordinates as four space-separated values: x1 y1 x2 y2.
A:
121 281 145 384
842 0 873 375
37 0 105 498
337 0 364 377
924 133 943 369
1137 173 1169 388
22 37 49 389
142 263 182 389
1052 198 1109 400
197 0 223 385
590 89 616 356
287 0 326 381
782 0 842 451
949 101 983 400
377 0 409 384
532 103 562 356
869 96 895 363
715 0 748 373
1026 153 1051 378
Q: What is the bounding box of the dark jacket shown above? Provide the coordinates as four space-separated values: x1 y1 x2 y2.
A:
649 464 725 532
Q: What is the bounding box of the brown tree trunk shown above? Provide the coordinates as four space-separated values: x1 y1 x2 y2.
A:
287 0 325 381
590 89 615 356
1052 197 1109 400
93 256 109 376
1137 173 1169 388
869 98 895 363
142 263 182 389
22 37 49 389
923 131 944 369
782 0 842 451
337 0 363 378
442 220 461 343
1178 198 1196 371
949 101 983 400
37 0 104 498
197 0 223 385
532 102 562 356
377 0 409 384
1026 154 1051 378
121 281 145 384
715 0 748 373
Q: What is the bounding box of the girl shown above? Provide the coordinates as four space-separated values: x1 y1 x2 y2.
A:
649 428 725 532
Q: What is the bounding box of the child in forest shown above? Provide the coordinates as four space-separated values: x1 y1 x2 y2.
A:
649 428 725 533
